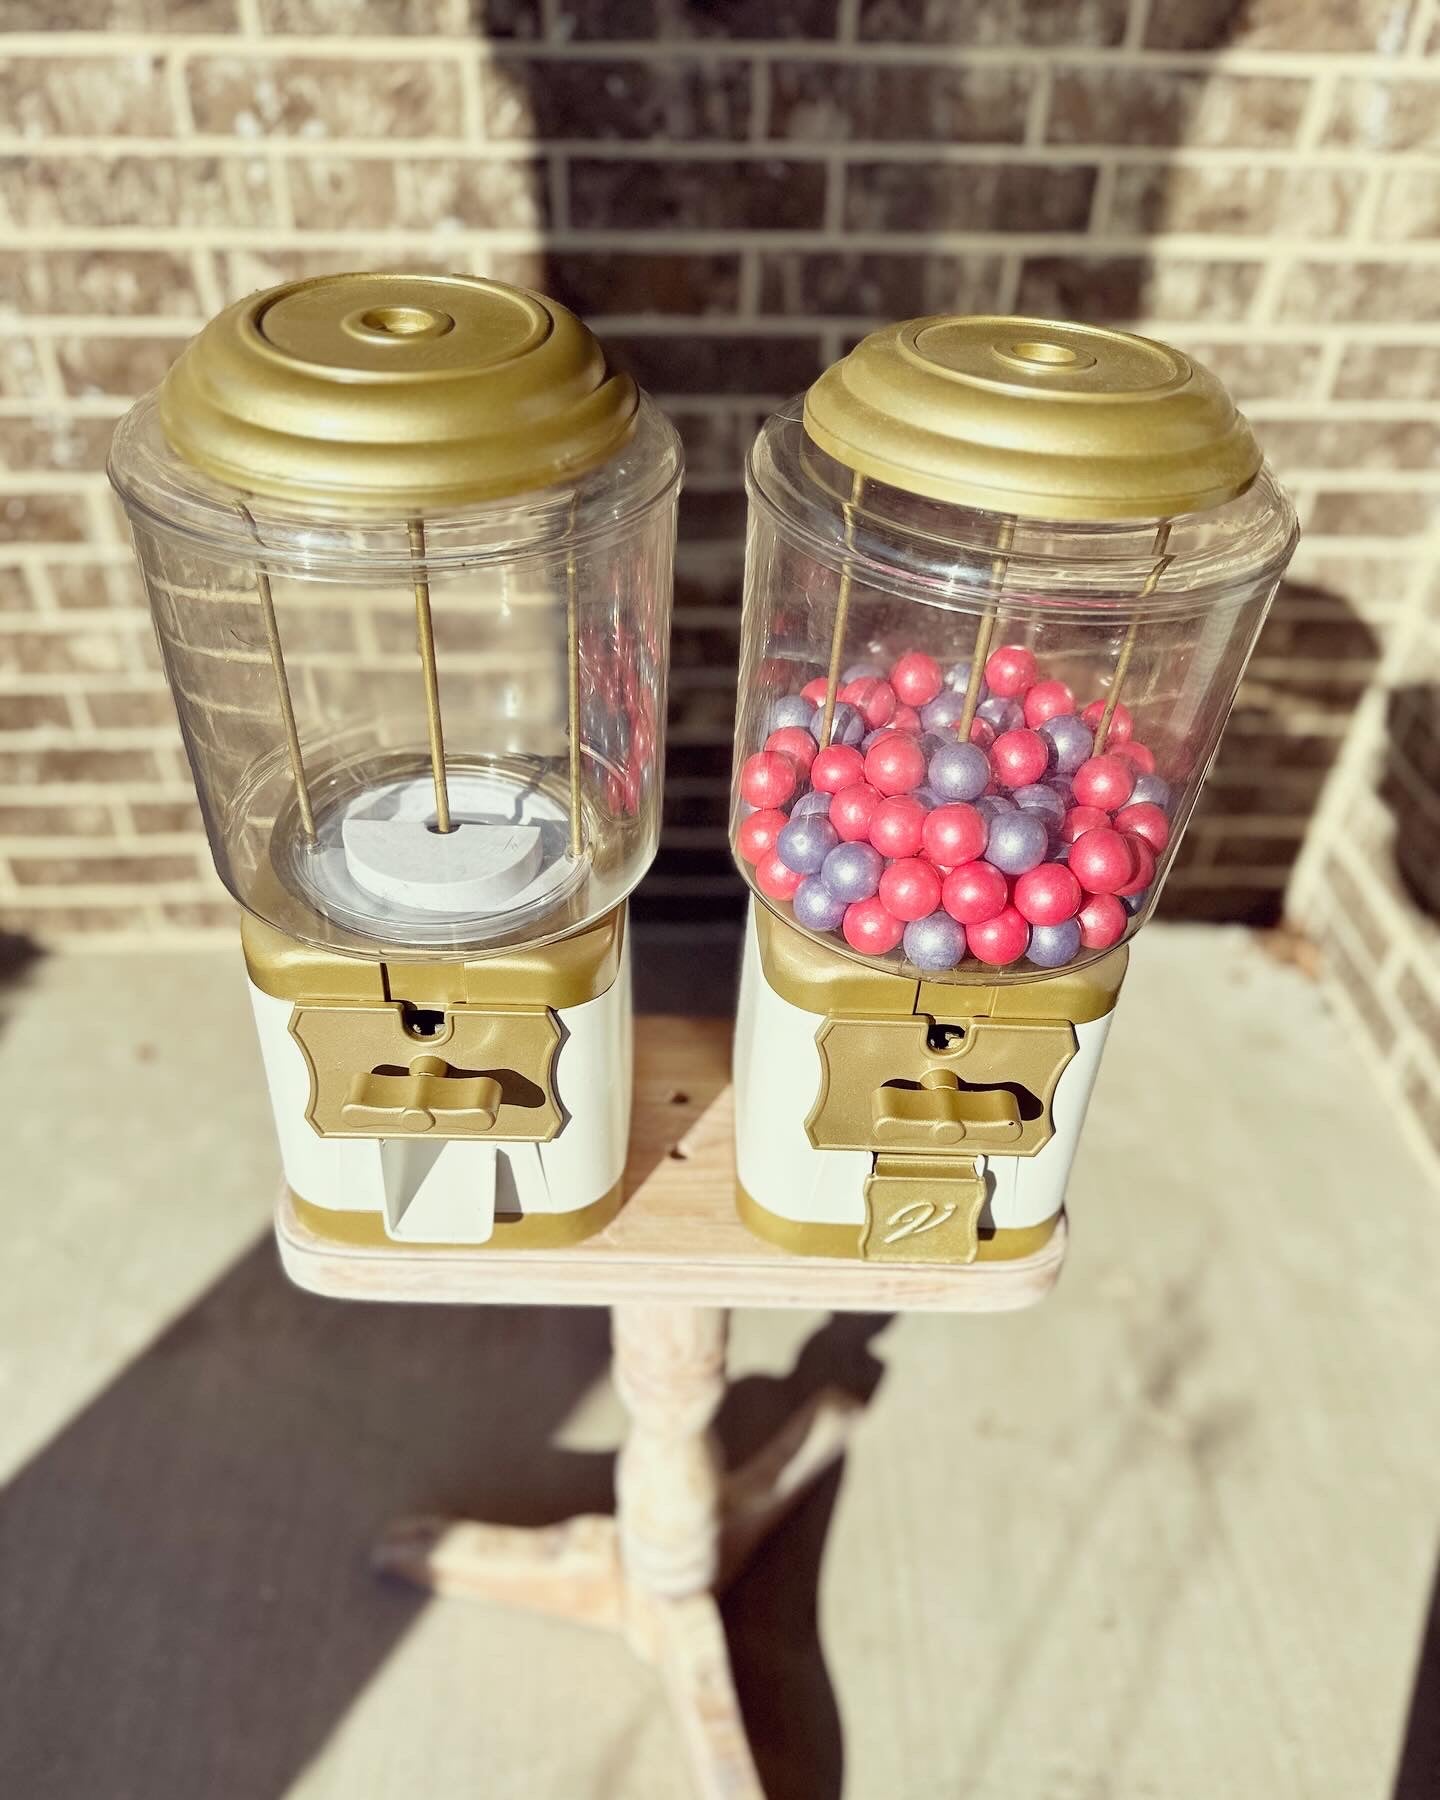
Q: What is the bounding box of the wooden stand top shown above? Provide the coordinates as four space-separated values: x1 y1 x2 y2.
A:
275 1015 1066 1314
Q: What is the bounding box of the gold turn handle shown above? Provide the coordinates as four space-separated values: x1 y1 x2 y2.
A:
341 1056 503 1133
870 1070 1022 1149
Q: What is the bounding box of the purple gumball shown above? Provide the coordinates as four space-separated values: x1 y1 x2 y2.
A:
1027 919 1082 967
943 659 979 694
977 695 1023 734
984 809 1049 875
791 789 832 818
842 659 884 682
919 691 969 734
793 875 848 932
769 694 817 733
1012 782 1066 827
929 740 990 803
1130 772 1172 810
974 793 1016 826
818 700 865 748
1037 712 1093 775
821 839 883 902
904 911 966 972
776 814 838 875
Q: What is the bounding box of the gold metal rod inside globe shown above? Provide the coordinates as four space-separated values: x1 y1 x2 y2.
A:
565 499 583 862
238 502 315 842
1095 519 1173 755
957 515 1016 739
408 518 453 834
819 469 866 748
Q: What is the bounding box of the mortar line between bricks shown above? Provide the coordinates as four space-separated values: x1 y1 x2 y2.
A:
1405 0 1440 55
15 225 1440 258
3 137 1431 168
7 35 1440 73
1345 166 1388 245
1122 0 1153 51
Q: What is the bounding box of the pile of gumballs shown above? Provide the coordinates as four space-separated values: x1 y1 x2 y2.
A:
735 644 1173 973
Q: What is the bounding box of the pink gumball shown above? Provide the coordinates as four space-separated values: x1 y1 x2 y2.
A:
941 860 1009 926
1060 804 1110 844
1069 826 1136 896
801 677 830 705
1023 679 1075 727
765 726 816 774
990 728 1050 789
923 803 987 868
812 745 866 794
889 651 943 708
843 896 905 955
840 676 897 729
1114 801 1170 854
756 850 804 902
869 794 927 859
984 644 1038 699
1072 754 1136 812
737 808 786 864
1113 741 1156 776
969 717 996 749
968 905 1030 966
1013 862 1083 926
1080 698 1133 744
740 750 798 810
878 857 943 923
831 781 882 842
1078 892 1127 949
1118 836 1157 897
864 731 927 796
891 703 922 733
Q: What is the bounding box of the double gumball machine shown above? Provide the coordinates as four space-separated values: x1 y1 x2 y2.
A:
730 316 1297 1266
109 281 1294 1274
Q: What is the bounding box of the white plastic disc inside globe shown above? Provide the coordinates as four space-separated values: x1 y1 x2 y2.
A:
284 764 582 947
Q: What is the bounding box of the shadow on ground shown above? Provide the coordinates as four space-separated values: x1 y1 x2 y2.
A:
0 1225 886 1800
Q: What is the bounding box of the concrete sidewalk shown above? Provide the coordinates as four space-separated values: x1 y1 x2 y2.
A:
0 925 1436 1799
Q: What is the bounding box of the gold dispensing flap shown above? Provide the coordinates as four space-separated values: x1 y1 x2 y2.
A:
803 315 1262 520
159 273 639 510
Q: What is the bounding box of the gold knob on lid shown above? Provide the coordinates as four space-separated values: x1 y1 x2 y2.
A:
803 315 1262 521
158 272 639 512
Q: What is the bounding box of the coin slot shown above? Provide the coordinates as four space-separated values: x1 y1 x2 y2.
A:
400 1003 447 1041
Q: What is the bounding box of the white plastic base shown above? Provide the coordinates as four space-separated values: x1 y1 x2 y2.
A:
733 902 1113 1236
248 933 632 1246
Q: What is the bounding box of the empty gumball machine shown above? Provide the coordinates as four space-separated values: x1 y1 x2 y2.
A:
731 316 1297 1265
110 274 681 1250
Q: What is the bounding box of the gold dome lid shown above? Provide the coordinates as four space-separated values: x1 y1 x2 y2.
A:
803 315 1261 522
158 272 638 512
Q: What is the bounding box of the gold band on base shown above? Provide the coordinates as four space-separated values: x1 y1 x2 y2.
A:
736 1184 1060 1263
287 1181 623 1253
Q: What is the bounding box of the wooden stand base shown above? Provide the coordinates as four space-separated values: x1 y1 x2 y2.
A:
279 1022 1065 1797
375 1306 861 1800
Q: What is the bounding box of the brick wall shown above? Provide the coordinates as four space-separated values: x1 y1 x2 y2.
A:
1 0 1438 1168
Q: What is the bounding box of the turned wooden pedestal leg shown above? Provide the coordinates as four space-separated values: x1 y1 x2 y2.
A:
375 1303 863 1800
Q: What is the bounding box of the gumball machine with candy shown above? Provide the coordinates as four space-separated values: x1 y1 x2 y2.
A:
109 274 680 1250
732 316 1297 1266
